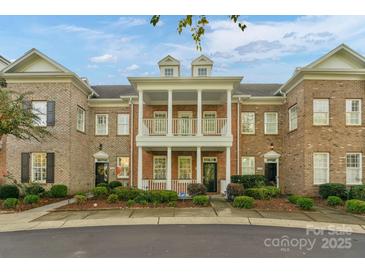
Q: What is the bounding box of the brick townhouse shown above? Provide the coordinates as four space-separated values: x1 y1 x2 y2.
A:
0 44 364 196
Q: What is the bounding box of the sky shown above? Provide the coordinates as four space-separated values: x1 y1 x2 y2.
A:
1 15 365 85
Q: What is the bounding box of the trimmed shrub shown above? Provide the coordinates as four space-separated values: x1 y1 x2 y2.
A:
226 183 245 201
25 184 45 196
74 194 87 205
109 181 122 189
3 198 19 209
107 194 118 204
327 196 343 207
126 199 135 207
192 195 209 206
296 197 314 210
345 199 365 214
23 194 40 205
231 175 267 188
187 183 206 197
349 185 365 201
96 183 109 188
167 201 177 207
50 185 68 198
0 184 20 199
244 187 280 200
114 187 141 201
319 183 347 199
232 196 254 209
92 186 109 198
288 195 302 204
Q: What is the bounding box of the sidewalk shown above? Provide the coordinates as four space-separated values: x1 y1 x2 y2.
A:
1 196 365 233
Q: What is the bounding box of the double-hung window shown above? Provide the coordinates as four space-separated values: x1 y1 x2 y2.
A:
77 106 85 132
242 157 255 175
32 101 47 127
31 153 47 183
153 156 167 180
178 156 192 179
289 105 298 131
313 153 329 185
346 99 361 125
164 68 174 77
346 153 362 185
313 99 329 125
241 112 255 134
198 67 207 76
117 114 129 135
116 156 129 179
264 112 278 134
95 114 108 135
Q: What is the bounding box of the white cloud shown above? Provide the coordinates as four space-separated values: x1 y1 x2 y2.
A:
90 54 116 63
112 17 148 28
205 16 365 63
125 64 139 71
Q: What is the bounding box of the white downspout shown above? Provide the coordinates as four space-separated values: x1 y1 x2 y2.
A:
236 98 240 175
129 97 134 187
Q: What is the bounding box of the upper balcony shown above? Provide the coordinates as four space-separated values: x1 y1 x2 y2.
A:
142 118 227 136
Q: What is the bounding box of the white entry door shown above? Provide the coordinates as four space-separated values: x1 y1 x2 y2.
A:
178 111 193 135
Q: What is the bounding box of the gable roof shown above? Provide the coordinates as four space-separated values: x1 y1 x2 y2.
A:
2 48 72 74
91 85 137 98
305 43 365 69
191 55 214 66
158 55 180 66
235 83 282 97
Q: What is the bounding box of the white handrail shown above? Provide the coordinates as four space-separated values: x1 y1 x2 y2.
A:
173 118 197 136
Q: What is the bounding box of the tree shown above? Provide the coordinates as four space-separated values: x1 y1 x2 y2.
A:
0 88 51 142
150 15 247 50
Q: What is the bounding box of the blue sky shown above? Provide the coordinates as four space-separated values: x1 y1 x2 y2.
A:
1 15 365 85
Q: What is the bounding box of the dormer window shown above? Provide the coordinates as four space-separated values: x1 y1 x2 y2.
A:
164 68 174 77
198 67 208 76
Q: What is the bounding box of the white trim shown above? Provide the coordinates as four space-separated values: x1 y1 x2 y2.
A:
313 152 330 185
203 157 217 163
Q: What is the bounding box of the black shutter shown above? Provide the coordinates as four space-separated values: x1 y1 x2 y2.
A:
23 100 32 111
47 101 55 126
46 152 55 183
21 153 30 183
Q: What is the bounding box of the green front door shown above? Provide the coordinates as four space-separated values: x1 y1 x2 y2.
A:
203 162 217 192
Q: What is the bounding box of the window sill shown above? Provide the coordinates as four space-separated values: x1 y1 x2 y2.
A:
288 128 297 134
95 134 109 137
116 134 130 136
312 124 330 127
345 124 362 127
241 133 256 135
77 129 86 135
264 133 279 136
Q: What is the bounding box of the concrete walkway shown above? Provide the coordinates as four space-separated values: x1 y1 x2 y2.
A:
1 196 365 234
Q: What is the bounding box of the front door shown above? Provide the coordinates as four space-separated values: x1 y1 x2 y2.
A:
265 162 277 185
178 111 193 135
95 162 109 185
203 162 217 192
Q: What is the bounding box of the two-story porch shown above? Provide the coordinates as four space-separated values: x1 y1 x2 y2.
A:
128 76 242 194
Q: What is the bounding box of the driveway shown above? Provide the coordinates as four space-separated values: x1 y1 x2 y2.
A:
0 224 364 257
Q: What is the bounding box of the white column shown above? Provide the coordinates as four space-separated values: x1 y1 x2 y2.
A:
196 147 201 184
226 89 232 136
225 146 231 188
137 146 143 189
167 90 173 136
197 89 202 136
138 90 143 136
167 147 172 190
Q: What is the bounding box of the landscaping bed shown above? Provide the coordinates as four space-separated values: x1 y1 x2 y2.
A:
253 198 300 212
56 197 206 211
0 197 69 213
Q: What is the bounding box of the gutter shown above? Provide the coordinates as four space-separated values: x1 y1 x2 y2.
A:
128 96 134 187
236 97 240 175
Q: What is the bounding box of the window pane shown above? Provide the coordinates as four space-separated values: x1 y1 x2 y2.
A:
96 114 108 135
116 157 129 178
32 101 47 126
178 157 192 179
313 153 329 184
242 113 255 134
313 99 329 125
77 107 85 132
117 114 129 135
346 99 361 125
289 105 298 131
242 157 255 175
265 112 278 134
31 153 47 183
154 157 167 179
346 153 362 184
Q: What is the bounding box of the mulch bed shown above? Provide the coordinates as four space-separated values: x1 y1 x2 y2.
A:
0 197 70 213
252 197 301 212
56 198 207 211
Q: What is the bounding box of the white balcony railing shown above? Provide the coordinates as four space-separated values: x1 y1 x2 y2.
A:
142 118 227 136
